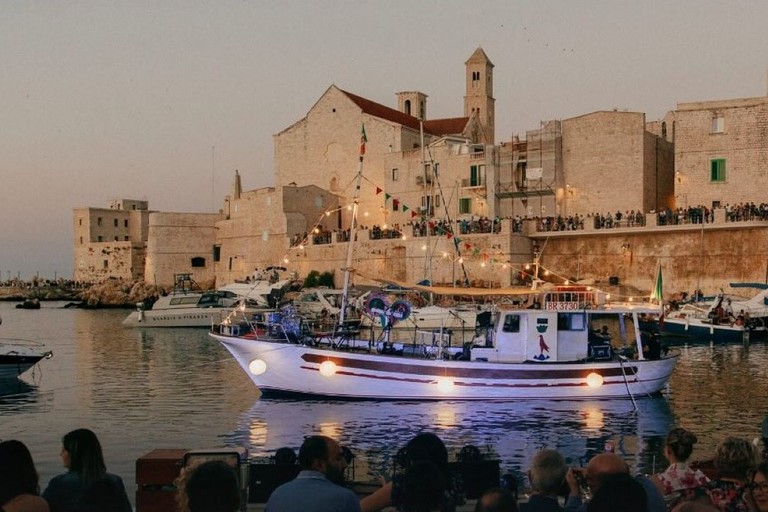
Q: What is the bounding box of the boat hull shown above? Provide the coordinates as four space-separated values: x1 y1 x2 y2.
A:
123 309 227 328
639 317 764 344
209 333 678 400
123 307 265 328
0 351 52 380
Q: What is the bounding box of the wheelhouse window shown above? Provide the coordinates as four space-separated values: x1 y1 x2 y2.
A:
502 314 520 333
557 313 586 331
710 159 726 182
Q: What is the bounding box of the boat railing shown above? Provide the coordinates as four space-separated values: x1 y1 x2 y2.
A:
541 289 596 311
414 329 452 347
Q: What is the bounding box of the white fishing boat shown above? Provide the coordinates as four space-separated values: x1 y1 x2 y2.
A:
210 285 678 400
209 127 678 400
123 273 270 328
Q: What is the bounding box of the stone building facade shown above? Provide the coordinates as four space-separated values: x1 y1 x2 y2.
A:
666 96 768 208
73 199 151 282
144 212 224 288
73 50 768 292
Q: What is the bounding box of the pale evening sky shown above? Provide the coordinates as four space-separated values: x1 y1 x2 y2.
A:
2 0 767 279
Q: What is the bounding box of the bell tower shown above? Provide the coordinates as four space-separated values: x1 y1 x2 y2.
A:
397 91 428 120
464 47 495 144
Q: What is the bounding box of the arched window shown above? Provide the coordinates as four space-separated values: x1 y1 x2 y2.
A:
404 99 411 116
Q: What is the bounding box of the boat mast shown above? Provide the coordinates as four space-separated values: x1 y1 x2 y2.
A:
420 121 434 305
338 125 365 328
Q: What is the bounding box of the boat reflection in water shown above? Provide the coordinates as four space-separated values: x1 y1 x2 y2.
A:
226 395 674 482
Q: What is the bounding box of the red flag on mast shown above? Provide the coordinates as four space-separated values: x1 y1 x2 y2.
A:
360 123 367 156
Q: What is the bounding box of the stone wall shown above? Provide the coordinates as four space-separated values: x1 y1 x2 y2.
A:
673 96 768 208
144 212 224 288
73 241 142 282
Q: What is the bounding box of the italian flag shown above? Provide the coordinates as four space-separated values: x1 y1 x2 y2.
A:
360 123 367 156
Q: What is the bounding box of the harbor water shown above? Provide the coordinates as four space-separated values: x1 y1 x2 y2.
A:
2 302 768 507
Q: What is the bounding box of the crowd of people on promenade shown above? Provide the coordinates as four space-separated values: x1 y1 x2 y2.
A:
4 423 767 512
287 201 768 250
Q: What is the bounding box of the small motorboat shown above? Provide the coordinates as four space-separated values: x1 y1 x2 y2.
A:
15 298 41 310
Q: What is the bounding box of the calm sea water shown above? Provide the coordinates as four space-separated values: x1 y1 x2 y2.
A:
2 302 767 506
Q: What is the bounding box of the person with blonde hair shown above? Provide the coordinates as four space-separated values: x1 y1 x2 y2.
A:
175 460 240 512
704 436 757 511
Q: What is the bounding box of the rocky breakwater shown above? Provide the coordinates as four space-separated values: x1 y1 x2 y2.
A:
78 279 159 308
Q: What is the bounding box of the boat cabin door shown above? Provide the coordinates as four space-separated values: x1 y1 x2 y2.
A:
526 312 559 362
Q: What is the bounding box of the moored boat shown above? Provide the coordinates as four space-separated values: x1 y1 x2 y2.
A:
1 316 53 380
123 273 271 328
209 286 678 400
639 283 768 344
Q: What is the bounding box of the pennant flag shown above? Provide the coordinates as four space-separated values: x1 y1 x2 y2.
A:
446 233 453 240
393 199 400 210
385 193 391 201
411 211 419 218
375 187 383 195
360 123 367 156
402 205 409 212
650 265 663 303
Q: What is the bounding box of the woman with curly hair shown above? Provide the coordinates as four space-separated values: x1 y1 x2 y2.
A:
0 440 49 512
704 436 758 512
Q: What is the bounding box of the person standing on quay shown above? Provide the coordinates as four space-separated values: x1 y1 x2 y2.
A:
265 435 360 512
42 428 131 512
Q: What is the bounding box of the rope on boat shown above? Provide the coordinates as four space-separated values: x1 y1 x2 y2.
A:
618 356 638 412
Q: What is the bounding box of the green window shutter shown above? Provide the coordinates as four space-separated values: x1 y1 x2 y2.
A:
710 159 726 182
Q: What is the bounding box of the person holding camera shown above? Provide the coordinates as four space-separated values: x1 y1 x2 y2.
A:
564 453 665 512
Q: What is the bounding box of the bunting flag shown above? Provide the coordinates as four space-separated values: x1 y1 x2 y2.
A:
402 205 409 212
411 211 419 218
360 123 367 156
650 265 663 304
393 199 399 211
385 193 391 201
375 187 382 195
446 233 453 240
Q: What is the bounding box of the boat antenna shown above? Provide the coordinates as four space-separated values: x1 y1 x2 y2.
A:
338 124 366 329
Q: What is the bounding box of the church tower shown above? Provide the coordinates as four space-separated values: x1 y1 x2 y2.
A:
464 47 495 145
397 91 428 120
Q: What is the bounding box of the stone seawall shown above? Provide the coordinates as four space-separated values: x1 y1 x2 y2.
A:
289 221 768 298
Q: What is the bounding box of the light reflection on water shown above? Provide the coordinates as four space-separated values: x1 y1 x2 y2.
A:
1 302 767 506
